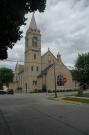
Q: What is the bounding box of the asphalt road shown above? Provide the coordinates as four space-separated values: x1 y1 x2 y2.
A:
0 93 89 135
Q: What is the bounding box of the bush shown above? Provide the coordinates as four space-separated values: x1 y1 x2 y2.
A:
48 90 52 93
37 89 42 93
77 89 83 96
34 89 42 93
42 85 47 92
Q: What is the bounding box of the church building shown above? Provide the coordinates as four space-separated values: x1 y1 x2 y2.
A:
12 14 75 92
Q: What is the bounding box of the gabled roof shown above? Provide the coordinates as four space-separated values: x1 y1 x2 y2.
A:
41 50 57 61
37 63 54 78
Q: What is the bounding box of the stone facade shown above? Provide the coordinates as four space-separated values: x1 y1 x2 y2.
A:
12 14 76 92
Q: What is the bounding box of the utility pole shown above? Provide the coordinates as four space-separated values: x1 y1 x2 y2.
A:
25 83 27 93
53 60 57 98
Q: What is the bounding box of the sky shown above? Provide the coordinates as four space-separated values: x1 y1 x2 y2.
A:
0 0 89 70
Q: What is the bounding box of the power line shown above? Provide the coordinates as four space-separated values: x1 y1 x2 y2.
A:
0 59 55 65
0 59 24 63
0 59 75 70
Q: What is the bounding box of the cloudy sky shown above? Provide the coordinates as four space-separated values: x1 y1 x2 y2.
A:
1 0 89 70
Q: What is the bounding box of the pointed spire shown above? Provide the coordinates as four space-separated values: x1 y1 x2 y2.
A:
16 61 18 68
48 48 50 51
57 52 62 63
29 13 37 30
57 52 60 57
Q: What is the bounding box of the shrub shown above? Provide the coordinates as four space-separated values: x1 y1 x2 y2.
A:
78 89 83 96
42 85 47 92
48 90 52 93
37 89 42 93
34 89 42 93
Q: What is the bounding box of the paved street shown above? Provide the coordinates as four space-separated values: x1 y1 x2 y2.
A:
0 93 89 135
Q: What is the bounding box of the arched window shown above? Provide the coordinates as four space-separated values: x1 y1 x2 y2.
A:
33 80 37 86
36 66 39 71
32 36 38 47
31 66 33 71
57 75 64 86
34 54 36 59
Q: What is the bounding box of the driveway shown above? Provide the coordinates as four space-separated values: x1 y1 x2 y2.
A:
0 93 89 135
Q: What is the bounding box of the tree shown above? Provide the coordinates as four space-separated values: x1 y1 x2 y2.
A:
0 68 14 88
0 0 46 60
72 53 89 90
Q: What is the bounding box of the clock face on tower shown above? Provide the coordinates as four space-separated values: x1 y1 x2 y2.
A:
32 36 38 47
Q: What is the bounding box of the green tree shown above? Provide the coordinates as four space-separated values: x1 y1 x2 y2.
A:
0 0 46 60
0 68 14 88
72 53 89 90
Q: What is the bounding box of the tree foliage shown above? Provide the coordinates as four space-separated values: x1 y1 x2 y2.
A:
0 68 14 87
0 0 46 60
71 53 89 89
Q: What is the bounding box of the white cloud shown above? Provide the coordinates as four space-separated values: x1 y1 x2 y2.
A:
1 0 89 69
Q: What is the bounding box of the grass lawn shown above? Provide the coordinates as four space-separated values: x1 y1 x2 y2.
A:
63 97 89 103
67 91 89 98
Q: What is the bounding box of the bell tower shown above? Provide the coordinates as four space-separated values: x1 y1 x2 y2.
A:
24 13 41 91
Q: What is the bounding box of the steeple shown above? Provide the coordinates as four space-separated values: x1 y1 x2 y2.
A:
29 13 37 30
57 52 62 63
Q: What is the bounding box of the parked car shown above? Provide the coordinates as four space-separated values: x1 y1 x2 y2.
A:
0 90 7 94
7 89 14 94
